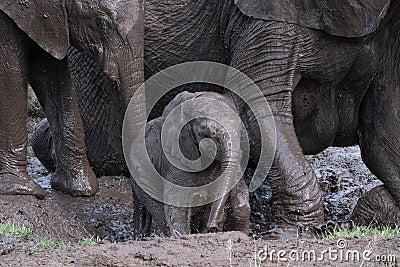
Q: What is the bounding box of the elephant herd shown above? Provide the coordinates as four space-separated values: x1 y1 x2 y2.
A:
1 0 400 239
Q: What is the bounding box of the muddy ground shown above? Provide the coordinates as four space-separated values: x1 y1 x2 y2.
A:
0 96 397 266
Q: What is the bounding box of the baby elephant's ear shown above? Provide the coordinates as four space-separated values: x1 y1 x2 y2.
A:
162 91 196 117
234 0 391 37
1 0 69 60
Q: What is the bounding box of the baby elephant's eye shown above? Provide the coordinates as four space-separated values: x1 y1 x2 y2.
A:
96 15 113 32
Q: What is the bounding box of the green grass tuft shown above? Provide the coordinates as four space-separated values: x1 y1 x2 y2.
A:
324 225 400 240
33 237 58 250
78 236 102 247
0 222 32 238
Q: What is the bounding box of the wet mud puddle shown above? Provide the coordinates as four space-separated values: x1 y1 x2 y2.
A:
11 146 381 242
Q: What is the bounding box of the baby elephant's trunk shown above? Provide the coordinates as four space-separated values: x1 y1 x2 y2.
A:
205 115 250 233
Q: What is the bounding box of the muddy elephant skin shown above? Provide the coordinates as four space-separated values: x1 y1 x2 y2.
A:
130 91 250 237
0 0 145 198
144 0 400 231
32 48 128 178
33 0 400 232
351 186 400 227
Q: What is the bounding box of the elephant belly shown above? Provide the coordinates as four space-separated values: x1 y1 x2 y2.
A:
294 35 375 154
293 79 367 154
330 88 361 148
293 79 340 155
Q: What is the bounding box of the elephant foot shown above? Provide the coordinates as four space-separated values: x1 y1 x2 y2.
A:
51 164 99 197
0 172 45 199
351 185 400 226
262 225 300 241
263 224 322 240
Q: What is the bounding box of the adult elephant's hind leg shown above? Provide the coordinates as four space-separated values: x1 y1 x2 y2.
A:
28 49 98 196
352 185 400 226
356 83 400 225
0 24 45 198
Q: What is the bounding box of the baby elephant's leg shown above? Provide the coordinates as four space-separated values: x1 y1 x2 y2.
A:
227 179 251 234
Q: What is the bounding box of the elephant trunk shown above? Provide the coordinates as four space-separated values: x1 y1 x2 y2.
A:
117 42 144 111
206 122 243 232
118 1 147 205
107 1 144 112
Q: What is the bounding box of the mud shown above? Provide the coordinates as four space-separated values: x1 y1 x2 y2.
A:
309 147 382 222
0 117 395 266
248 147 382 237
2 231 399 266
26 158 135 243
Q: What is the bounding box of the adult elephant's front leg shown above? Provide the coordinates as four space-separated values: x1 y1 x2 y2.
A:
230 21 323 233
28 48 98 196
0 27 45 198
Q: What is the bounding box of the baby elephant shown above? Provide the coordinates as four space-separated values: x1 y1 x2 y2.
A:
130 91 250 237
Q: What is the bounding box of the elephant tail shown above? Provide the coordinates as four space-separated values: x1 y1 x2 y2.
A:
31 118 56 172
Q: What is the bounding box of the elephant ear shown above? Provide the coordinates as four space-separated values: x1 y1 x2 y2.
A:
1 0 69 59
162 91 197 117
234 0 391 37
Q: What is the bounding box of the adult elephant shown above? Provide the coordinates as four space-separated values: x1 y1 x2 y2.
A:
144 0 396 232
33 0 400 235
0 0 145 198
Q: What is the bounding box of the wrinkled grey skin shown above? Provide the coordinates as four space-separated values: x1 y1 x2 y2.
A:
32 48 128 178
352 186 400 227
0 0 145 198
33 0 400 234
131 91 250 237
32 69 251 236
143 0 400 233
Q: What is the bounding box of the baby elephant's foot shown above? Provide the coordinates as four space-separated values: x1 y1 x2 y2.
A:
51 163 98 196
351 185 400 226
227 180 251 234
0 172 45 199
